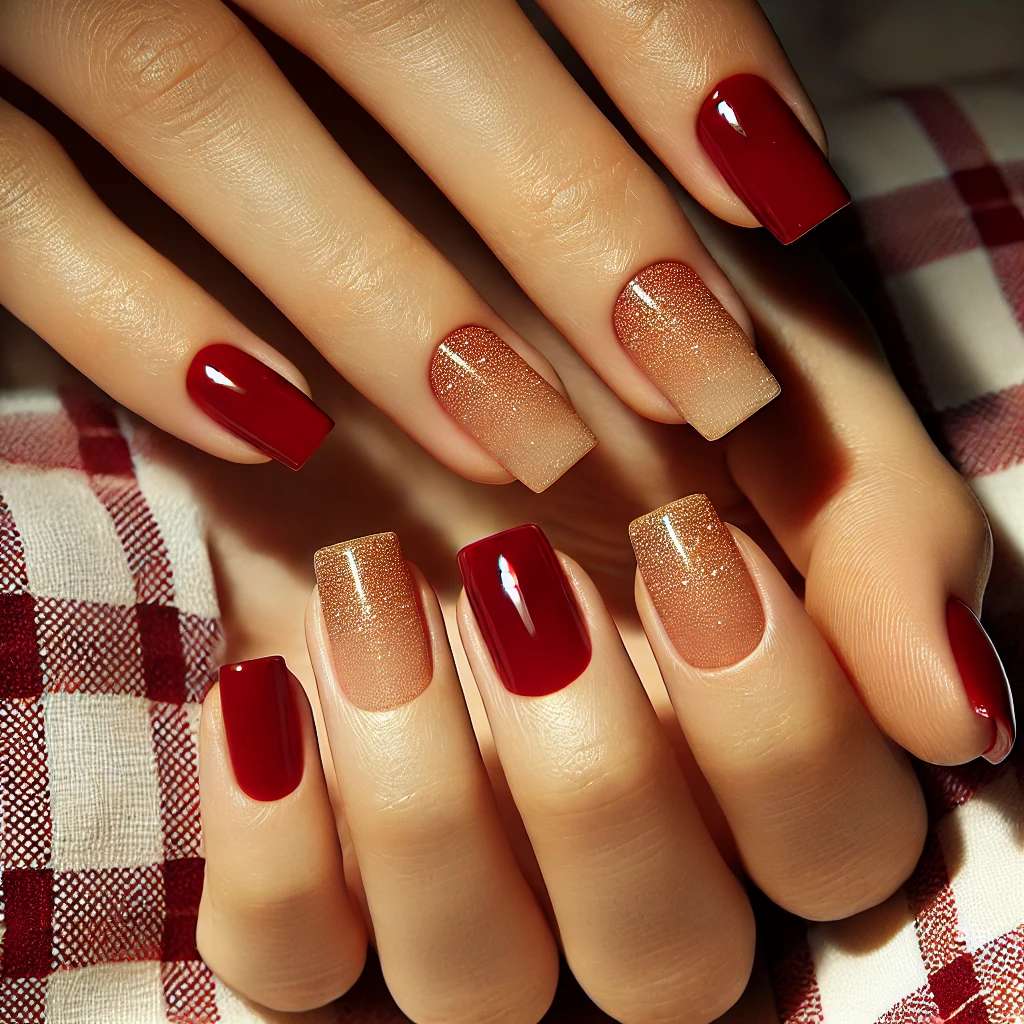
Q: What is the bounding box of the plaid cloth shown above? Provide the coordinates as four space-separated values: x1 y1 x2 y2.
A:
0 83 1022 1023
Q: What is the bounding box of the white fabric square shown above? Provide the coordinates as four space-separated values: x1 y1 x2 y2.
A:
130 446 218 619
886 248 1024 409
1 467 135 605
831 98 948 199
973 463 1024 565
46 962 166 1024
46 693 164 871
811 892 928 1023
944 770 1024 950
952 84 1024 164
215 976 334 1023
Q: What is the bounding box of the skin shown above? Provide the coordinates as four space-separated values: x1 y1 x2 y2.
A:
0 14 996 1024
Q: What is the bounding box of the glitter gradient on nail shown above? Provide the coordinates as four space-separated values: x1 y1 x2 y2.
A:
314 532 432 711
429 326 596 493
612 261 780 440
629 494 765 668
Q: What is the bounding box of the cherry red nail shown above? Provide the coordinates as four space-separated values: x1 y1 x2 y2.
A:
697 74 850 245
186 344 333 470
218 656 304 800
458 524 591 697
946 599 1016 765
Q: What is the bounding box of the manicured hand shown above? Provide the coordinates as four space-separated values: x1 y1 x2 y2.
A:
1 0 847 485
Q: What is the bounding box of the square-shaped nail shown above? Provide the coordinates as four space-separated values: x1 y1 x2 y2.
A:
697 74 850 245
458 524 591 696
629 495 764 668
314 532 432 711
219 656 304 801
430 326 596 492
612 261 779 440
187 344 333 470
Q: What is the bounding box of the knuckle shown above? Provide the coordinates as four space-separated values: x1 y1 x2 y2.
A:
525 743 665 825
305 0 449 49
513 150 648 258
0 113 59 237
360 771 490 854
95 2 246 128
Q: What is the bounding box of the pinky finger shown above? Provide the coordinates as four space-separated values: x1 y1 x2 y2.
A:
0 99 333 470
197 657 367 1012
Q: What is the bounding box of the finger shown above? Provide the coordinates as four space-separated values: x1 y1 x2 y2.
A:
0 1 594 492
457 524 754 1024
722 234 1016 767
630 495 926 921
540 0 850 243
308 532 558 1024
197 657 366 1012
0 98 332 469
237 0 780 441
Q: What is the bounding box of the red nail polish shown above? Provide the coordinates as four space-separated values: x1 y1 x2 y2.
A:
218 656 304 800
186 344 333 470
946 599 1016 765
697 74 850 245
458 524 591 696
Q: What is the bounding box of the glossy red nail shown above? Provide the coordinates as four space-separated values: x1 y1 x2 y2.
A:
947 599 1016 765
458 524 591 696
697 74 850 245
218 656 304 800
186 344 333 470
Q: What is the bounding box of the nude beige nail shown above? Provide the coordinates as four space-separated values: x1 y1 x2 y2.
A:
314 532 432 711
629 494 765 669
612 261 780 440
429 325 596 493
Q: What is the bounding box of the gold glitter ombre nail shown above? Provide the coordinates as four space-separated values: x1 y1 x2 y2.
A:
612 261 780 440
430 326 596 493
314 532 432 711
629 495 765 669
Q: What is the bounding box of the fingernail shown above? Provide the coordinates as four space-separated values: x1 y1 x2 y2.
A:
946 599 1016 765
430 326 596 493
612 261 779 439
218 656 303 801
697 74 850 245
629 495 765 669
314 532 432 711
186 344 333 470
458 524 591 696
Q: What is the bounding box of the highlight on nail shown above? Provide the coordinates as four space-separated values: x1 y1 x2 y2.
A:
429 325 596 493
458 524 591 697
314 531 432 712
186 343 334 470
946 598 1016 765
218 655 304 802
629 494 765 669
612 262 779 441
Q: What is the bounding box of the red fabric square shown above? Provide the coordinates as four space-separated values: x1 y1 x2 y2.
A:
162 858 204 962
1 869 54 978
137 602 186 704
52 866 164 969
77 434 134 477
0 592 42 698
953 165 1011 205
931 954 981 1016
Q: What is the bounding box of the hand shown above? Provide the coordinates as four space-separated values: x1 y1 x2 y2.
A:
1 0 847 488
178 175 1009 1022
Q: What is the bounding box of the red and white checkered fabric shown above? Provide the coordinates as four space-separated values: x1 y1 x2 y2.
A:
0 83 1022 1023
